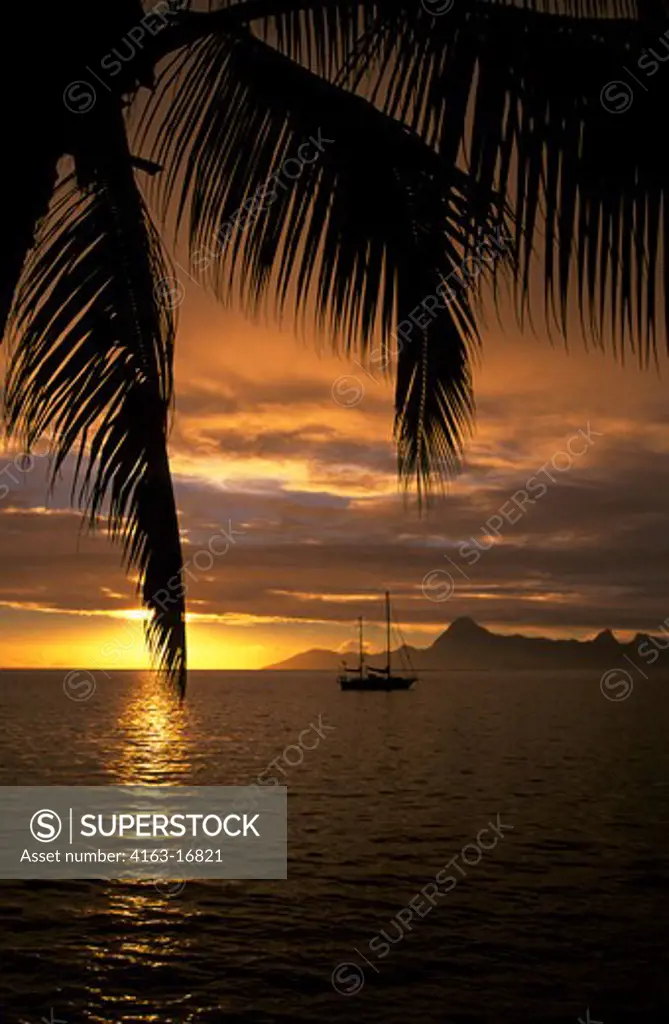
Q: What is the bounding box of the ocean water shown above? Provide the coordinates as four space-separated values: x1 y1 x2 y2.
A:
0 668 667 1023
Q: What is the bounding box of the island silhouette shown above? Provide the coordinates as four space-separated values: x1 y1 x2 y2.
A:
264 617 668 672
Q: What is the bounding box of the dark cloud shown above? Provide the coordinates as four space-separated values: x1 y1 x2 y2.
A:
2 433 669 641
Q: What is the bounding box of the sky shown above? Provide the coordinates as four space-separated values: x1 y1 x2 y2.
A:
2 239 669 669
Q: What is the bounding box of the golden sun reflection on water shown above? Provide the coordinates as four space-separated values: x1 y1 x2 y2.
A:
94 673 200 1006
107 672 193 785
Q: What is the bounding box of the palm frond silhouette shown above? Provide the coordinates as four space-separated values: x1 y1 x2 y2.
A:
2 0 666 693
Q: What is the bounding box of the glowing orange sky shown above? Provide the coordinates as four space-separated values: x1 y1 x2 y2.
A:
2 253 669 669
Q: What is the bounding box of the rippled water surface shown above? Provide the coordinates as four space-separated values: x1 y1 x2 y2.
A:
0 669 667 1023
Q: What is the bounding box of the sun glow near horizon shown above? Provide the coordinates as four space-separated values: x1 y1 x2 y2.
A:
0 598 617 672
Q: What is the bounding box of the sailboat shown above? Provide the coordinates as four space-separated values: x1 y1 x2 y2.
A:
338 592 417 691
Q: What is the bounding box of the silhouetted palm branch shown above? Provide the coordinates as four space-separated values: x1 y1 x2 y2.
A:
142 23 508 492
5 160 186 696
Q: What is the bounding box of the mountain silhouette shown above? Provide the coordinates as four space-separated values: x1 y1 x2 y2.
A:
264 618 658 671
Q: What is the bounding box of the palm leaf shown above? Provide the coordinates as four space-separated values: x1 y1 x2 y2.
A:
333 0 669 357
139 0 669 482
141 23 509 494
177 0 669 359
4 162 186 695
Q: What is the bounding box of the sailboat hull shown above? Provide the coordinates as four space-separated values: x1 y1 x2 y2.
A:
338 675 416 692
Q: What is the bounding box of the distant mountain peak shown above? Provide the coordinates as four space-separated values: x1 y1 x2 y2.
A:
592 628 618 645
446 616 489 639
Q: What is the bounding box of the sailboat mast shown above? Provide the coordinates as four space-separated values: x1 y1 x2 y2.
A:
359 616 364 673
386 591 391 674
